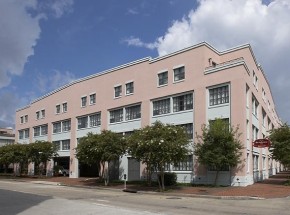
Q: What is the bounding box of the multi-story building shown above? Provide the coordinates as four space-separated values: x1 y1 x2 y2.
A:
15 42 282 186
0 128 15 146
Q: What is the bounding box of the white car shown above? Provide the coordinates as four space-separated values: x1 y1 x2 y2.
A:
59 166 69 176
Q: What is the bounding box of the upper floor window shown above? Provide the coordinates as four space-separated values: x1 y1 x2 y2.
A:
173 66 185 82
56 105 61 114
20 116 24 124
19 130 24 139
63 102 67 112
90 93 96 105
62 120 71 132
262 108 266 127
209 85 229 106
253 71 258 89
81 96 87 107
114 85 122 98
126 82 134 95
252 95 259 117
125 105 141 120
173 93 193 112
153 98 170 116
110 108 123 123
78 116 88 129
53 122 61 133
24 115 28 123
158 71 168 86
36 111 40 120
89 113 101 127
41 109 45 118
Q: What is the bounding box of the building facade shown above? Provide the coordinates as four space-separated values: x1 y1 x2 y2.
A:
15 42 282 186
0 128 15 147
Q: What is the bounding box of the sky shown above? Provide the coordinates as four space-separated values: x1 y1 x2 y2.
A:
0 0 290 128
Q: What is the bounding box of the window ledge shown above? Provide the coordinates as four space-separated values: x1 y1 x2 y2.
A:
208 103 229 109
125 93 134 96
157 84 168 88
114 96 122 100
173 79 185 84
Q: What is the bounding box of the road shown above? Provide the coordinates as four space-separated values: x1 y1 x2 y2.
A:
0 180 289 215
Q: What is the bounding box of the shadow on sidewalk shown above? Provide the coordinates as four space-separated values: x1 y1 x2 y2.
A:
257 171 290 185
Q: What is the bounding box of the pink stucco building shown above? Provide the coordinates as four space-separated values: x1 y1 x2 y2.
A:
15 42 282 186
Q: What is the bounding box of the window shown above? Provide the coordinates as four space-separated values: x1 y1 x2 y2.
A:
34 127 40 137
56 105 61 114
36 111 40 120
173 155 193 171
53 141 61 151
252 125 259 141
114 85 122 98
125 82 134 95
209 85 229 106
125 105 141 120
62 140 70 150
24 128 29 138
252 95 259 117
41 125 48 135
20 116 24 124
173 93 193 112
19 130 24 139
41 109 45 118
24 115 28 123
178 123 193 139
153 98 170 116
110 108 123 123
53 122 61 133
62 120 71 132
90 93 96 105
78 116 88 129
209 118 230 131
173 66 185 82
90 113 101 127
253 155 259 171
158 71 168 86
63 103 67 112
262 108 266 127
81 96 87 107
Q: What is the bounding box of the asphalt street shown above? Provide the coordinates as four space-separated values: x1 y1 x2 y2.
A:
0 180 289 215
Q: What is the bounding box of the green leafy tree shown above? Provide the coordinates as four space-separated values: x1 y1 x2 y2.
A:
269 124 290 167
0 144 29 175
127 121 190 191
75 130 126 185
27 141 58 176
194 119 243 186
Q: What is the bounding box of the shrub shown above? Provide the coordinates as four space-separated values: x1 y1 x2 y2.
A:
159 172 177 186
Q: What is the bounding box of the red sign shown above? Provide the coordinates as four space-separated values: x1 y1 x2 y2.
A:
253 139 271 148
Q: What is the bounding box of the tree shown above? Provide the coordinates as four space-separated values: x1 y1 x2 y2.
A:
27 141 59 176
194 119 243 186
269 123 290 167
75 130 126 185
127 121 191 191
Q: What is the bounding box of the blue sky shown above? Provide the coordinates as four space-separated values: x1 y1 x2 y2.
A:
1 0 290 128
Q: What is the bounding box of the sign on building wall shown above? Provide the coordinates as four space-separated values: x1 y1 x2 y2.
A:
253 139 271 148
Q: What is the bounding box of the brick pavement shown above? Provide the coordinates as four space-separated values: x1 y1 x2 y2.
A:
6 171 290 199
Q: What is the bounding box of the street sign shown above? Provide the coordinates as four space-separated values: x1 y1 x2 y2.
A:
253 139 271 148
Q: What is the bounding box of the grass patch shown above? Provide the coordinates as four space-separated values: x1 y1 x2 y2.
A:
284 180 290 186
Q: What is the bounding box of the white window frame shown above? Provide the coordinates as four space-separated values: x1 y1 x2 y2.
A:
114 85 122 98
208 84 229 107
89 93 96 105
173 65 185 83
81 96 87 107
157 70 168 87
56 104 61 114
62 102 68 113
41 109 45 118
125 81 134 95
36 111 40 120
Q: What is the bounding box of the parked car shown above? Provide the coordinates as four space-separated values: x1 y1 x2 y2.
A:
58 166 69 176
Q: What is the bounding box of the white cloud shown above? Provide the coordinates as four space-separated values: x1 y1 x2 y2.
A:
49 0 74 18
36 70 76 94
124 36 158 50
127 0 290 123
127 8 139 15
0 0 43 88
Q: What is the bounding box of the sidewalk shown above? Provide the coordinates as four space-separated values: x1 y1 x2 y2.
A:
7 171 290 199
